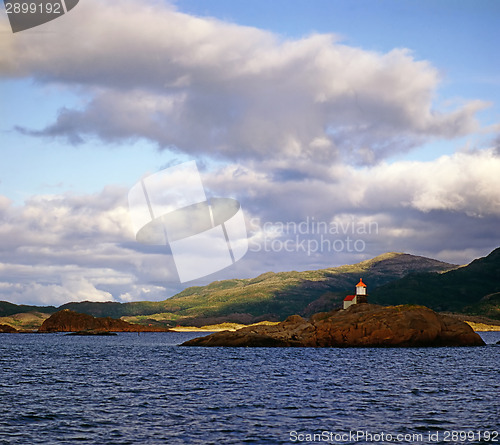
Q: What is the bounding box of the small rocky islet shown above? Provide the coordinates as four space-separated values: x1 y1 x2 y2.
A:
181 304 486 347
37 309 169 333
65 330 118 336
0 323 18 333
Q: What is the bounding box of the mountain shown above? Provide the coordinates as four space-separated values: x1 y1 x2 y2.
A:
53 251 452 326
3 248 499 326
132 252 455 326
0 301 57 317
369 247 500 319
0 311 51 332
0 252 454 325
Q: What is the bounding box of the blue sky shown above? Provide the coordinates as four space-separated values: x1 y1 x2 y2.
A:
0 0 499 305
2 0 499 199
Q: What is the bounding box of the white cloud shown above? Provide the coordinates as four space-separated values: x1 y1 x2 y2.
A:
201 148 500 271
2 148 498 307
0 186 180 305
361 149 500 216
0 268 114 306
203 148 500 219
0 0 487 166
0 0 498 306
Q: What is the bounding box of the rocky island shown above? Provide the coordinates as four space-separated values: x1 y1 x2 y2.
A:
65 330 118 336
0 323 18 333
38 309 169 333
181 304 485 347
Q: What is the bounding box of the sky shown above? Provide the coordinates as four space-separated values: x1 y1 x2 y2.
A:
0 0 499 306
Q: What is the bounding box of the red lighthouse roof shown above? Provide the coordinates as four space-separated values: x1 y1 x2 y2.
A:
344 295 356 301
356 278 366 287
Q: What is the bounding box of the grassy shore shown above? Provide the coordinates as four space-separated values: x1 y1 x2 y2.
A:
169 321 280 332
464 321 500 332
440 313 500 332
171 320 500 333
0 312 51 331
2 311 499 333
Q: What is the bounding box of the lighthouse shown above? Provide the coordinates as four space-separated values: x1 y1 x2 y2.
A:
343 278 368 309
355 278 368 303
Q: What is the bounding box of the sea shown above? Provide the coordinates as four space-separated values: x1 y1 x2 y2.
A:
0 332 498 445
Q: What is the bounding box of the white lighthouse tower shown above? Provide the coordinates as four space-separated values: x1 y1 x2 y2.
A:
356 278 367 300
343 278 368 309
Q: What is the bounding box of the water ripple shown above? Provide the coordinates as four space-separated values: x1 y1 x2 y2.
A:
0 332 498 444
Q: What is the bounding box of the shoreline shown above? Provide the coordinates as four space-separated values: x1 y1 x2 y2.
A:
2 317 500 334
464 322 500 332
169 321 500 333
168 321 280 332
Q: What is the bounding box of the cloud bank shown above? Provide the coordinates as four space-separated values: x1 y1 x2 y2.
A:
0 149 498 305
0 0 498 305
0 0 487 167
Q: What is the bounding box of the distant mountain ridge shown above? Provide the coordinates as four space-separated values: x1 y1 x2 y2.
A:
0 251 458 324
370 247 500 319
151 252 456 325
2 248 499 325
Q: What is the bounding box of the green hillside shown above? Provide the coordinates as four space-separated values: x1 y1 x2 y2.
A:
370 247 500 319
0 252 454 324
64 252 456 325
0 301 57 317
3 248 499 326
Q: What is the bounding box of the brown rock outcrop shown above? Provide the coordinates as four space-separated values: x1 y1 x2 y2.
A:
38 309 168 333
0 324 18 333
181 304 485 347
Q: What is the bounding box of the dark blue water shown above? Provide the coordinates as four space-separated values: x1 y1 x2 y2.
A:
0 332 498 445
